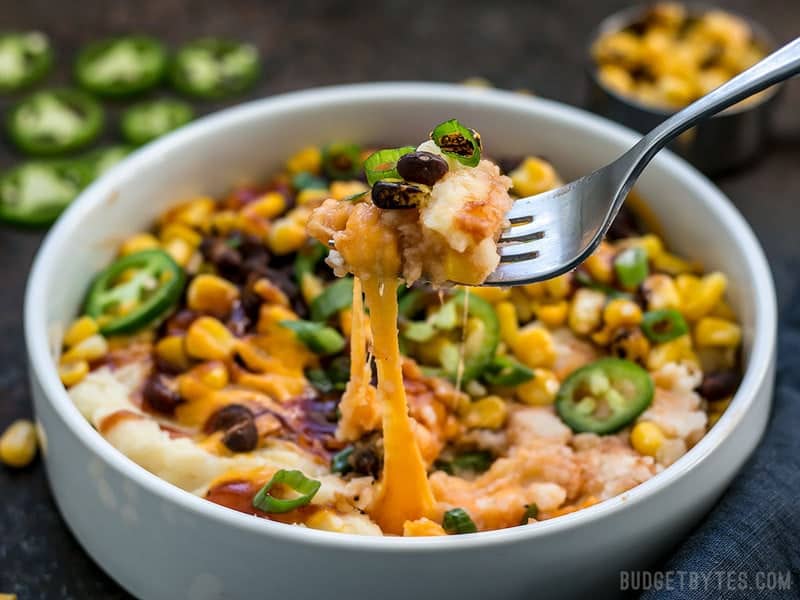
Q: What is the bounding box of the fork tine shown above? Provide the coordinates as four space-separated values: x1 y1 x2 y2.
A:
499 221 545 243
498 241 540 262
485 257 543 285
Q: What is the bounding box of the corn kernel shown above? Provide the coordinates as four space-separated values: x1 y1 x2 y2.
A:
267 218 307 255
609 327 651 363
592 30 642 69
598 64 635 95
694 317 742 348
544 274 572 300
443 250 480 285
509 287 534 322
568 288 606 335
403 517 447 537
643 274 681 311
466 286 511 303
647 334 697 371
509 157 561 197
119 233 159 256
61 334 108 363
187 274 240 317
460 395 508 430
155 335 192 372
603 298 643 328
300 273 324 304
286 146 322 175
0 419 37 468
63 316 99 348
163 237 195 267
495 301 519 345
257 304 299 333
682 272 727 321
512 325 556 368
651 250 696 276
160 223 202 248
253 278 290 306
707 412 722 428
244 192 287 220
536 300 569 328
516 369 559 405
521 282 546 299
630 421 665 456
583 242 615 284
297 188 330 207
58 359 89 387
162 197 216 228
185 317 236 360
710 300 737 321
197 361 229 389
330 181 369 201
208 210 240 235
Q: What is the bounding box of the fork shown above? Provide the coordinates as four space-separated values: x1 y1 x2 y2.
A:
486 35 800 286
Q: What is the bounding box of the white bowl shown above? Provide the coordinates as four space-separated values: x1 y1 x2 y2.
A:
24 83 776 600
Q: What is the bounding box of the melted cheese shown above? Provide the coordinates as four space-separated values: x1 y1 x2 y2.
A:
361 276 436 533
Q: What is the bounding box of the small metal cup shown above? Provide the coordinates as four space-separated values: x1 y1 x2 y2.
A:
586 5 783 175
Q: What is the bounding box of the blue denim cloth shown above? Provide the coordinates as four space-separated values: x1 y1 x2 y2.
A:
640 305 800 599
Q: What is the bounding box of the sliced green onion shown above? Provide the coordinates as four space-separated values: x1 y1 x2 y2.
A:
403 321 436 343
363 146 415 186
430 119 481 167
451 451 493 474
292 171 327 191
640 309 688 343
280 320 345 355
614 247 649 289
293 241 327 282
252 469 321 513
331 446 354 474
442 507 478 534
322 143 362 180
483 355 534 386
519 503 539 525
310 277 354 322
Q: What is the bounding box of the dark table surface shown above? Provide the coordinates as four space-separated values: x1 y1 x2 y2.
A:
0 0 798 598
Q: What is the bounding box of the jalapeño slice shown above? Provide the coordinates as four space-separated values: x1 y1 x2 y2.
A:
556 358 654 435
120 98 193 145
7 88 104 155
75 35 168 97
170 38 260 99
85 249 186 335
0 31 52 91
0 160 91 226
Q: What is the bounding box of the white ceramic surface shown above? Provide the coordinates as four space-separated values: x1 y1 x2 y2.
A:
24 83 776 600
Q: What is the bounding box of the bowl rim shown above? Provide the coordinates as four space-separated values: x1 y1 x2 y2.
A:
24 81 777 552
586 3 783 117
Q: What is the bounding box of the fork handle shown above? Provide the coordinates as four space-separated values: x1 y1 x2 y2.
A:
623 35 800 181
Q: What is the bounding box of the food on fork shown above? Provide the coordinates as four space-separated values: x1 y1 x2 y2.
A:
58 124 743 536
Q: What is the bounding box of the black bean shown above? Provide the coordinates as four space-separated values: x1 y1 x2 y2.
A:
143 373 183 414
226 299 251 337
349 432 384 478
371 181 428 209
697 371 740 401
396 151 449 186
606 205 643 240
222 419 259 452
199 238 243 280
204 403 254 433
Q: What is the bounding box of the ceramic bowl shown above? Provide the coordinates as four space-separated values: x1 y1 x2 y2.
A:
24 83 776 600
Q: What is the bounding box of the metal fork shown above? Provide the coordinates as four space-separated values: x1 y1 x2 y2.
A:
486 35 800 286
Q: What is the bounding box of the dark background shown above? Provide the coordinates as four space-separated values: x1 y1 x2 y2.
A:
0 1 798 598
